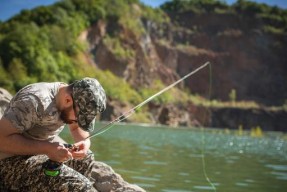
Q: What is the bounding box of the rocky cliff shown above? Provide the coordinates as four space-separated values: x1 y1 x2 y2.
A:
146 10 286 106
1 0 286 132
77 2 287 131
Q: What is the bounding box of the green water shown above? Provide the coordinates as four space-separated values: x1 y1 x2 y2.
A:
60 123 287 192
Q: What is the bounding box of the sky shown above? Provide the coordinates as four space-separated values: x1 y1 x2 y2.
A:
0 0 286 21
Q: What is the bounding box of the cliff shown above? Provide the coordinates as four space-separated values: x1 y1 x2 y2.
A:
78 1 287 131
0 0 286 132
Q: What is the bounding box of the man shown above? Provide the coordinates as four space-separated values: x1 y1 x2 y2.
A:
0 78 144 191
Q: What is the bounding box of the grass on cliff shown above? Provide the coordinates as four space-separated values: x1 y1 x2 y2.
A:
1 0 285 118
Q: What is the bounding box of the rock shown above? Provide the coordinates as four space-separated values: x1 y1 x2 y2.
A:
210 107 287 132
90 161 145 192
0 88 145 191
156 104 198 127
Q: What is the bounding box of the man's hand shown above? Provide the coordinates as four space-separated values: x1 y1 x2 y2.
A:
68 123 91 159
70 140 89 160
46 142 73 162
0 118 72 162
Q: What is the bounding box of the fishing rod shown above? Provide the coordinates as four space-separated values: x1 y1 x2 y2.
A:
43 61 210 176
85 61 210 140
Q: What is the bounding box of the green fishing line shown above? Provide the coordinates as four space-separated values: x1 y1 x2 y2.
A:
200 63 217 192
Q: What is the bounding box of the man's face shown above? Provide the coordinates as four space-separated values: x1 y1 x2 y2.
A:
59 105 78 125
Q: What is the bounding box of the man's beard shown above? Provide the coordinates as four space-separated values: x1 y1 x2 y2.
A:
59 106 74 124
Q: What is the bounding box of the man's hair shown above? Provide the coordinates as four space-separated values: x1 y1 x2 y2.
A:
67 82 75 94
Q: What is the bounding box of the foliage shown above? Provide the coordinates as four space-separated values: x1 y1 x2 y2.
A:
263 25 284 35
237 125 244 136
7 58 36 90
0 61 14 92
236 125 263 137
103 36 135 60
141 6 170 24
250 126 263 137
0 0 169 93
139 80 174 104
119 14 145 38
128 110 151 124
161 0 229 14
93 70 143 105
0 0 104 92
0 0 285 120
229 89 237 102
160 0 287 35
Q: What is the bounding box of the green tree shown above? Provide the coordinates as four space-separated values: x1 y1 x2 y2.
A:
161 0 228 14
0 58 13 92
7 58 35 90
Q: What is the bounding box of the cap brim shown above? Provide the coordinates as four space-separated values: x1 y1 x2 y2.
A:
85 119 95 132
78 112 95 132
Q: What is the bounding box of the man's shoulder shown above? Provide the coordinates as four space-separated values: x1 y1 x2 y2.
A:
16 82 62 97
11 82 63 109
21 82 62 93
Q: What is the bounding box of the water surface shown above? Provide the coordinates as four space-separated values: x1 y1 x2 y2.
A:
60 123 287 192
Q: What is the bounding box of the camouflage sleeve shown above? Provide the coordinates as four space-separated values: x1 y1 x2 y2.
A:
3 96 39 132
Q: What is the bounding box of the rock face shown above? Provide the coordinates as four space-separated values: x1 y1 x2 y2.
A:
149 12 287 106
81 19 181 89
77 5 287 131
86 8 287 107
210 107 287 132
151 103 202 127
89 160 145 192
2 3 286 132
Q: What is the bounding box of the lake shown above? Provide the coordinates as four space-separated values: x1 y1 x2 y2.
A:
60 123 287 192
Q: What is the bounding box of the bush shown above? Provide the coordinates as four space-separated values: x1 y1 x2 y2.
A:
103 36 135 60
263 25 284 35
250 126 263 137
93 69 142 105
161 0 228 14
0 61 14 92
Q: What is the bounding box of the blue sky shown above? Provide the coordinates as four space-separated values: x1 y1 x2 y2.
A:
140 0 287 8
0 0 287 21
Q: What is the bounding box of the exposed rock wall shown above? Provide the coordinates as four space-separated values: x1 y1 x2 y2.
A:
77 6 287 132
81 19 181 89
81 12 287 105
1 86 286 132
99 96 287 132
210 107 287 132
148 12 287 106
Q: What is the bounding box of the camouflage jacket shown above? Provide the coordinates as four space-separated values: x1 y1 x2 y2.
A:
0 82 66 160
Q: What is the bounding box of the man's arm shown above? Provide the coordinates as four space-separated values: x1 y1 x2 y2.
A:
0 118 72 162
68 123 91 159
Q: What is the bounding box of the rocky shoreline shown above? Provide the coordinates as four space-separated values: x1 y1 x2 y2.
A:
210 107 287 132
100 94 287 133
1 87 286 132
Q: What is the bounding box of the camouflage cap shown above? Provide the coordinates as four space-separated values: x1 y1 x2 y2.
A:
72 77 106 132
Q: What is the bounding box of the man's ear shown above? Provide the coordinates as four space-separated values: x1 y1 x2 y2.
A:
64 94 73 107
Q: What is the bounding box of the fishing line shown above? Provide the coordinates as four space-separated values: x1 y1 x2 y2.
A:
44 61 213 178
200 63 217 191
87 61 217 191
84 61 210 141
